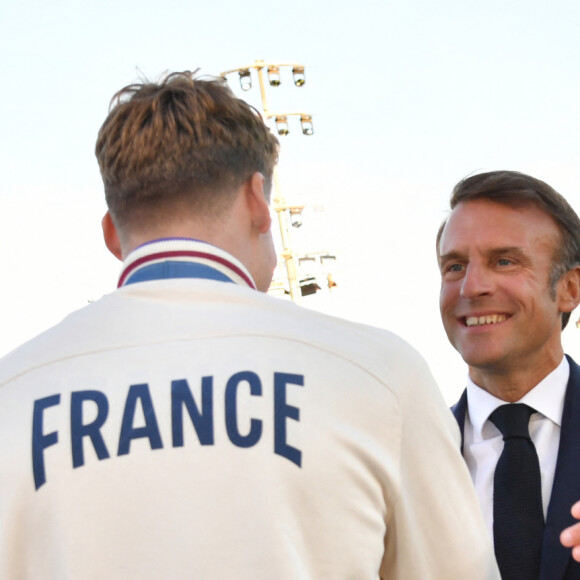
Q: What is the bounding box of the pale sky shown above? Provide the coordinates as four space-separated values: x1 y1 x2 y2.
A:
2 0 580 402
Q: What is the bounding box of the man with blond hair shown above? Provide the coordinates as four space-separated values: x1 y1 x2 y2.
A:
0 71 498 579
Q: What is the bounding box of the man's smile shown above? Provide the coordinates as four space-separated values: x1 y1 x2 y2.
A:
464 314 508 327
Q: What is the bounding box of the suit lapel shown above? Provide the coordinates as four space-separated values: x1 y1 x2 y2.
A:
540 355 580 580
451 389 467 453
452 367 580 580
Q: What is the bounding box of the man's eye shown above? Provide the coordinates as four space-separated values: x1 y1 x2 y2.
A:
442 263 464 277
497 258 512 266
448 264 463 272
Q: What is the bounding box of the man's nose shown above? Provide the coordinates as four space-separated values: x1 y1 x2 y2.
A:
460 263 493 299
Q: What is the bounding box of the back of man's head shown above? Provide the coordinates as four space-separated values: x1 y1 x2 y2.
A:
95 71 279 231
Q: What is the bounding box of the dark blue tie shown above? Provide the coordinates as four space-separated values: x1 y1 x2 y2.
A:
489 403 544 580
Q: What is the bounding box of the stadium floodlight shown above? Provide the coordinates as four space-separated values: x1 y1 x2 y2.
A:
290 208 303 228
267 66 281 86
300 114 314 135
292 66 306 87
238 69 252 91
220 60 325 303
299 277 320 296
275 116 289 136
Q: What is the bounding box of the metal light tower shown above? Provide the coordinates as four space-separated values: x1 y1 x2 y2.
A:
220 60 314 303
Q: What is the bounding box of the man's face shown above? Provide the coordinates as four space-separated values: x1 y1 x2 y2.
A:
438 199 565 381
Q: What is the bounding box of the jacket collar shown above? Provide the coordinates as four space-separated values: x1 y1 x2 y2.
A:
118 238 256 290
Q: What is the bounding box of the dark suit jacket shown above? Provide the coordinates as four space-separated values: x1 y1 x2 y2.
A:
452 355 580 580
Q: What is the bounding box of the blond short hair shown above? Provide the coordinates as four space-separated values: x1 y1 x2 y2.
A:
96 71 279 229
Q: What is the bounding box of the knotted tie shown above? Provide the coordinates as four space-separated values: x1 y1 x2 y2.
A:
489 403 544 580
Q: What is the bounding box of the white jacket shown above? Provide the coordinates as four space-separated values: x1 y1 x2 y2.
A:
0 239 498 579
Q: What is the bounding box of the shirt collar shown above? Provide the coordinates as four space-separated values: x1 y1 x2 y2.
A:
117 238 256 290
466 356 569 438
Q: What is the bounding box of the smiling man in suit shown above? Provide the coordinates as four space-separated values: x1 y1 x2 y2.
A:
437 170 580 580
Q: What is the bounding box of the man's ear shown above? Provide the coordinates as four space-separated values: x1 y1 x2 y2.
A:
101 211 123 260
558 266 580 314
246 172 272 234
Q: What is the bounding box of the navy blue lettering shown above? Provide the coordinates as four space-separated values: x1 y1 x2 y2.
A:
171 377 214 446
225 371 262 447
32 394 61 490
274 373 304 467
117 384 163 455
71 390 110 468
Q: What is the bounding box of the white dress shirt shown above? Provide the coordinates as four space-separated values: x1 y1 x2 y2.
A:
463 356 569 537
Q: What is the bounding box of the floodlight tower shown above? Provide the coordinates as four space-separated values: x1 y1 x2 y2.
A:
220 60 313 303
